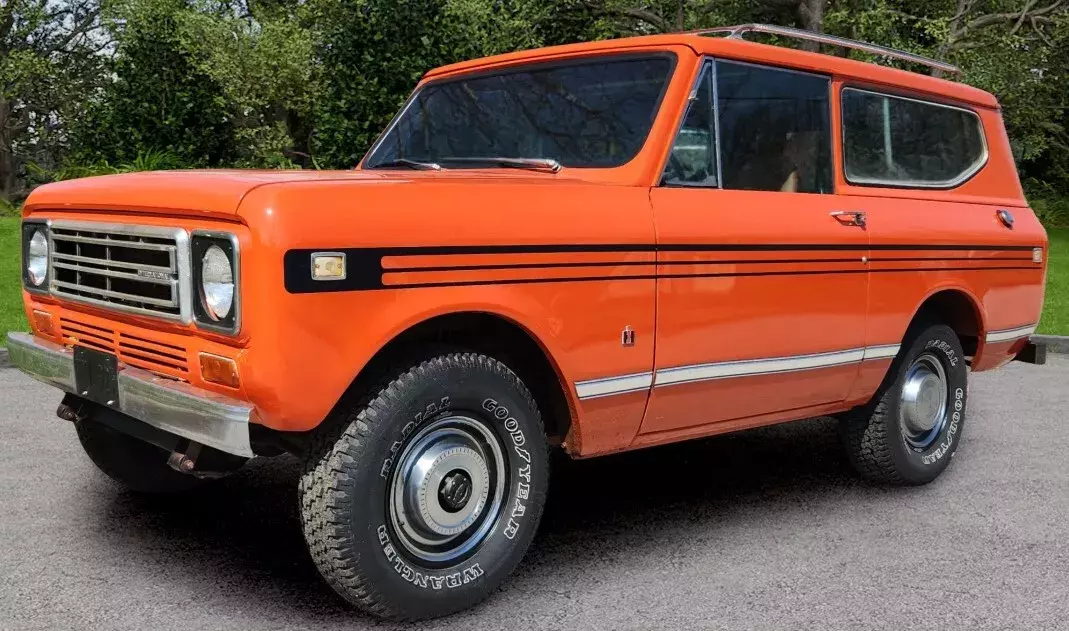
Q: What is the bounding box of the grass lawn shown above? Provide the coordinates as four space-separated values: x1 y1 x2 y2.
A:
1 217 26 339
0 217 1066 339
1038 227 1069 335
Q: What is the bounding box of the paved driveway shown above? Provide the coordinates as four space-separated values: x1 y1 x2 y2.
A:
1 358 1066 630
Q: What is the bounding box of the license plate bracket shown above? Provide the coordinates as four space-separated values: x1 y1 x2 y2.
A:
74 346 120 409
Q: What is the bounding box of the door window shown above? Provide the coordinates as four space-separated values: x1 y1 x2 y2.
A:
716 61 833 194
662 59 833 193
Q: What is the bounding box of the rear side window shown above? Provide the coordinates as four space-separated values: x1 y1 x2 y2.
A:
841 88 987 187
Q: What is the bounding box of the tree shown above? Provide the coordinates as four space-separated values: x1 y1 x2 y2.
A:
71 0 236 167
0 0 107 201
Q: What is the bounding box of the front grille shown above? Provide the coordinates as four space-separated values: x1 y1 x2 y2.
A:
59 315 191 380
49 222 189 321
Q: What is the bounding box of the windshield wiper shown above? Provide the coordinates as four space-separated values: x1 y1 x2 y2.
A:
372 158 442 171
440 157 563 173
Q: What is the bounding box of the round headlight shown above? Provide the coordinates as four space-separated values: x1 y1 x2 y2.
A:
26 230 49 287
201 245 234 321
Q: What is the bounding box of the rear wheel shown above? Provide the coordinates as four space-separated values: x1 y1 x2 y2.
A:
840 323 968 485
299 352 549 620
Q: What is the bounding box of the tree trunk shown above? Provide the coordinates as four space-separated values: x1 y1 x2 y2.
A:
0 98 17 202
797 0 826 51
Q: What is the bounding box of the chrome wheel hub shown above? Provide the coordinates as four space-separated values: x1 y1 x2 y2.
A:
388 415 506 564
899 352 949 449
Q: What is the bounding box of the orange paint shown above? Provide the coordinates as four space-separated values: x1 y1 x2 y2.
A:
19 33 1046 458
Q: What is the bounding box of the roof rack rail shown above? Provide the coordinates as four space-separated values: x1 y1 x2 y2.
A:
696 23 961 76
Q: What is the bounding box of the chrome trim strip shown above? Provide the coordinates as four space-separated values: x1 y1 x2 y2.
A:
655 348 865 387
986 325 1037 344
574 344 904 399
5 332 253 457
862 344 901 360
575 372 654 400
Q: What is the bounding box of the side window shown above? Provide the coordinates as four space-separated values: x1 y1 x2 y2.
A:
716 61 833 194
663 64 718 187
842 88 986 187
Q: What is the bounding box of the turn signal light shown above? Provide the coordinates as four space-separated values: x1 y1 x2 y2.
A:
32 310 55 337
199 353 240 389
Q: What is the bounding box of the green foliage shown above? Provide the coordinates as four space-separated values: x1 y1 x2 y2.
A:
71 0 236 167
31 149 187 182
2 0 1068 228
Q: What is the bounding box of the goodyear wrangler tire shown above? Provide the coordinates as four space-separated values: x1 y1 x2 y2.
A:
299 352 549 620
840 323 968 486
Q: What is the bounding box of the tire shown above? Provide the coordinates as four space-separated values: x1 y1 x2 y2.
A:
840 323 968 485
299 352 549 621
76 417 208 494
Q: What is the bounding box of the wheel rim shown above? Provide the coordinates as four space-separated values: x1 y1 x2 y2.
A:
387 415 507 565
899 352 949 450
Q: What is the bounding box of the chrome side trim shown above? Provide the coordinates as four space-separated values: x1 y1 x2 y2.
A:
575 372 654 400
862 344 901 360
574 344 904 400
5 332 253 457
655 347 865 387
986 325 1037 344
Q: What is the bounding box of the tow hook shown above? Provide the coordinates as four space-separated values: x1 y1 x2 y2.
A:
56 395 88 423
167 440 202 475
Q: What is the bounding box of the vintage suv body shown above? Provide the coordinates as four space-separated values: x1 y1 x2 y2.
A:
7 24 1048 620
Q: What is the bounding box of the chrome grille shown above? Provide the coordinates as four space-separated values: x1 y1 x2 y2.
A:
49 221 191 322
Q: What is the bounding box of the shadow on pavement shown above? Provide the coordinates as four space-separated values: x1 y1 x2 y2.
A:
87 415 869 625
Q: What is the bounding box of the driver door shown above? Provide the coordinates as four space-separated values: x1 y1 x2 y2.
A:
641 58 870 435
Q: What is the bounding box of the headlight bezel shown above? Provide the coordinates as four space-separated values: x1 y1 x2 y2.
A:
192 231 240 335
21 219 51 295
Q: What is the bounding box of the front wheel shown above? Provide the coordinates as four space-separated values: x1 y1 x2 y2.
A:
840 323 968 485
299 352 549 620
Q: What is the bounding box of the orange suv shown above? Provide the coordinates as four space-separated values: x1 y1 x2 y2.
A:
7 24 1049 620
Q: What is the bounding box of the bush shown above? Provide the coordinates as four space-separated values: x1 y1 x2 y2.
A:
1030 197 1069 228
0 198 20 217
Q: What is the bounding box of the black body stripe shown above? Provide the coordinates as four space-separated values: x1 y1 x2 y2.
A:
284 244 1043 294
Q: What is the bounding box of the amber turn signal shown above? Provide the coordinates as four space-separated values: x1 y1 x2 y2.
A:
199 353 240 388
32 310 55 337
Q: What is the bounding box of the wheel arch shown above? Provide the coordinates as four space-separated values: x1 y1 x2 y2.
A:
908 286 986 358
331 310 576 445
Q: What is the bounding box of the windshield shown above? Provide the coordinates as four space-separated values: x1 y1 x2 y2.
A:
363 55 676 169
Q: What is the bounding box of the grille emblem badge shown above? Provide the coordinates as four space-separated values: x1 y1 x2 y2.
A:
137 269 172 280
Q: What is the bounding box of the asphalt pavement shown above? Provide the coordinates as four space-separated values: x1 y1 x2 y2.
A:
1 357 1067 631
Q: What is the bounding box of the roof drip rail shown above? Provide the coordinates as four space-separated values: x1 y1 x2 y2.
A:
696 23 962 76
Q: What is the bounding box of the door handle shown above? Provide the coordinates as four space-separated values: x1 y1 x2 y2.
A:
831 210 866 229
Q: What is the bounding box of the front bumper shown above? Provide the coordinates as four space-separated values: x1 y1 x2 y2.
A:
5 332 254 457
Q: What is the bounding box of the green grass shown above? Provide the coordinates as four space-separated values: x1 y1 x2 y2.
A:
1 217 27 338
1038 227 1069 335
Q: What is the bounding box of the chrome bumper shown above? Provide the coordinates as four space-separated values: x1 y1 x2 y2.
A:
5 332 254 457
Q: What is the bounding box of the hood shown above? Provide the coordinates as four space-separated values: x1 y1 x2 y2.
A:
23 168 593 220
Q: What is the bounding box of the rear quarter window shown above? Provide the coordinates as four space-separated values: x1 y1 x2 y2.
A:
841 88 987 188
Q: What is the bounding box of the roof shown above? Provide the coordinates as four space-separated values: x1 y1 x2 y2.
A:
424 32 999 110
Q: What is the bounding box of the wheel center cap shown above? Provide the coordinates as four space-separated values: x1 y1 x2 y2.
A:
438 469 473 513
